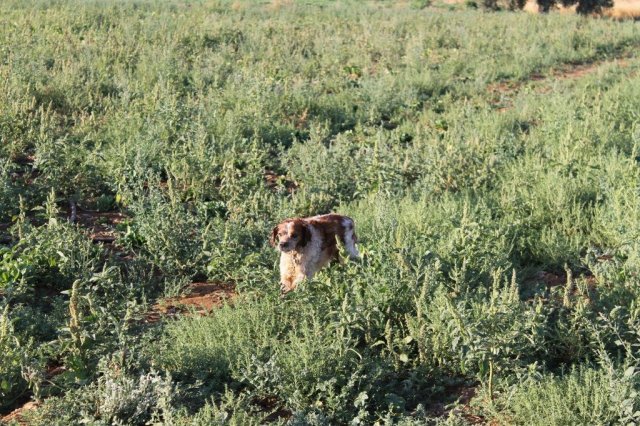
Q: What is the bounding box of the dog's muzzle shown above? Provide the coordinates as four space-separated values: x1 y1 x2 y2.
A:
279 242 292 252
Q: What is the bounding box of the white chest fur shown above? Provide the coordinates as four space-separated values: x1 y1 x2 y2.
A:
279 226 326 292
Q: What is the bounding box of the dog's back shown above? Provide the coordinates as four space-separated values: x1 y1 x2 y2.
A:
306 214 359 259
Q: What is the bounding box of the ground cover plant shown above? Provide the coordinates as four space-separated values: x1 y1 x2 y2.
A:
2 0 640 424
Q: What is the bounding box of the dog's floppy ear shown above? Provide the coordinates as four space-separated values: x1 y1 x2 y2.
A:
298 222 311 248
269 225 280 247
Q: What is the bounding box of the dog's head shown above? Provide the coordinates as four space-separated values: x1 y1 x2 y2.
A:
270 219 311 253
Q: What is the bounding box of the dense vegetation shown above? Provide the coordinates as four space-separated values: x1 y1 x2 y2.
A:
2 0 640 423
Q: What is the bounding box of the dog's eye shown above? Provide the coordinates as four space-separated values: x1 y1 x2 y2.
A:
291 233 298 238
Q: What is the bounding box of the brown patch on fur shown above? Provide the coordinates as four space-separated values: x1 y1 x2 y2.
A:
269 225 280 247
307 214 354 260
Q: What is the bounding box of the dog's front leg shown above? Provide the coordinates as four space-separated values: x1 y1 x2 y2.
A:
280 271 306 294
279 253 297 294
280 278 295 294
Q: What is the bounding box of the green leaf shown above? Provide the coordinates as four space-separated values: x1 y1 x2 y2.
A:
624 366 636 378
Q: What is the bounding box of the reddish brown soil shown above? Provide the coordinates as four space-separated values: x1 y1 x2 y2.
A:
454 387 486 425
264 170 298 193
523 270 599 307
489 55 635 112
11 155 35 166
8 155 39 186
0 222 11 244
427 384 484 423
0 361 66 423
1 401 38 425
73 210 128 244
254 395 292 423
144 282 236 323
532 270 598 289
534 270 568 287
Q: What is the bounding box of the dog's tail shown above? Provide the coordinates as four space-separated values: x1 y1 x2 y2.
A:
342 217 360 259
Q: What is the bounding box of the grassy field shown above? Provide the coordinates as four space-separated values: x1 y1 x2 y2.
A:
2 0 640 424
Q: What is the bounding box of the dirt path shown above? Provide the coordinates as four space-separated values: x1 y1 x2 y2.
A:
488 47 639 111
74 210 128 244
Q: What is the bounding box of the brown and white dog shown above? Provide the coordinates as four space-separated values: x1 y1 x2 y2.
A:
270 214 360 293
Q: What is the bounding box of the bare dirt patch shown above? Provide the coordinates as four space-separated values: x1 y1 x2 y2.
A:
0 359 66 423
264 169 298 193
427 384 485 423
534 270 597 289
8 155 39 187
254 395 293 423
521 269 600 306
1 401 38 425
0 222 11 244
73 209 128 244
489 53 635 112
144 282 236 323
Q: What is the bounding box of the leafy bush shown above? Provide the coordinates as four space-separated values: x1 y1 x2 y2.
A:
0 160 19 222
488 366 640 425
25 367 175 426
121 185 212 284
0 305 30 411
12 214 101 292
